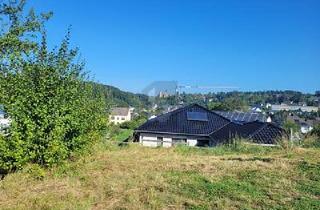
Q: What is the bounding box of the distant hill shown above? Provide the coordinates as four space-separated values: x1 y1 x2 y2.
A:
92 83 319 112
95 83 150 108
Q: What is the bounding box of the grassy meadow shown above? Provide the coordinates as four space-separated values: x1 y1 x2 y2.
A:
0 135 319 210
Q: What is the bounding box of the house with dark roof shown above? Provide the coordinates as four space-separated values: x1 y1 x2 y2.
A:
135 104 286 147
210 121 286 145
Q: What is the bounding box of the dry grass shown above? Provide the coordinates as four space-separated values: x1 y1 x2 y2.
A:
0 142 319 210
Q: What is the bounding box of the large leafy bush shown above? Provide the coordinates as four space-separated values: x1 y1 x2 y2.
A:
0 0 106 171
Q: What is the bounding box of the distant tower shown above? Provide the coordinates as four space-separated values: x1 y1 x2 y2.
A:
142 81 178 97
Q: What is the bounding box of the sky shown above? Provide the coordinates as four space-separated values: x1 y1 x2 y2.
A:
28 0 320 93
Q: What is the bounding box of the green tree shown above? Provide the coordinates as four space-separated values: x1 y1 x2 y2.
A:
120 115 148 130
311 124 320 138
208 98 248 111
0 0 106 171
283 120 300 134
207 102 228 111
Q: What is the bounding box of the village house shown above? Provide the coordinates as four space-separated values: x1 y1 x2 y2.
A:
109 107 133 125
135 104 285 147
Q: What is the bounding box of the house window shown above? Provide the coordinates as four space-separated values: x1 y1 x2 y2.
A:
111 116 115 120
157 137 163 146
172 138 187 146
121 117 125 120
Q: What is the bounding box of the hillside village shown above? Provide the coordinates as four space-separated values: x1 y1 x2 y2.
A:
2 88 320 145
106 89 320 145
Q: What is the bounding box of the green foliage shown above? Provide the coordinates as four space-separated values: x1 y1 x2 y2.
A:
283 119 300 133
294 161 320 209
165 171 267 209
23 164 46 180
311 123 320 138
119 115 147 130
207 98 248 111
95 83 150 109
108 124 121 137
176 90 319 110
302 135 320 148
110 128 133 142
207 101 228 111
174 141 276 156
0 1 107 170
297 161 320 196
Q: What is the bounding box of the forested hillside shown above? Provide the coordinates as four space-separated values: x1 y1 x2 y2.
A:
96 88 320 110
97 84 150 108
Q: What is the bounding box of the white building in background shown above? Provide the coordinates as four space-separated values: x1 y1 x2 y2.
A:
271 104 319 112
300 123 313 134
109 107 133 125
266 116 272 123
0 118 10 129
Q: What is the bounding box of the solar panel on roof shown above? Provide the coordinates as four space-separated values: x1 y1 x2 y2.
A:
187 112 208 121
215 111 266 123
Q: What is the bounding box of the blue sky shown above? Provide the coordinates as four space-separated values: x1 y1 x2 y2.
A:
28 0 320 93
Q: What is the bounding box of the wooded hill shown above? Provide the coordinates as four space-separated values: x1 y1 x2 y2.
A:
104 87 319 110
94 83 150 108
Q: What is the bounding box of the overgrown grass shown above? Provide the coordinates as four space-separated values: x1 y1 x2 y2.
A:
174 141 278 156
302 135 320 148
0 142 320 209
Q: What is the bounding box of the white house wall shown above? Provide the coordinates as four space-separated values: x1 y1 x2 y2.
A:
187 139 197 146
139 134 159 147
139 133 203 148
162 137 172 147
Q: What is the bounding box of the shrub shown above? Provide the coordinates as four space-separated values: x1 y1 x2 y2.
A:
302 136 320 148
0 1 107 171
283 119 300 134
24 164 46 180
277 137 295 150
119 116 147 130
311 123 320 138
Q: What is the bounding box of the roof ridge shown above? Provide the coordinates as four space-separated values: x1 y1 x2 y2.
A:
135 103 231 134
197 106 231 122
136 104 193 130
